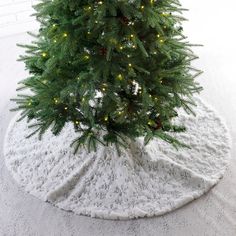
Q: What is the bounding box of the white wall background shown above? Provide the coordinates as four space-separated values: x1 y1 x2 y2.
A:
0 0 39 37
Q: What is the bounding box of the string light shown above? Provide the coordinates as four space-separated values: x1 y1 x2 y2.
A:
128 63 132 67
148 120 157 127
64 107 68 110
75 120 80 125
84 55 90 60
54 98 59 104
117 74 123 80
141 5 145 10
41 52 47 57
101 83 108 92
98 1 103 5
63 32 68 37
162 12 169 16
84 6 92 11
104 116 108 121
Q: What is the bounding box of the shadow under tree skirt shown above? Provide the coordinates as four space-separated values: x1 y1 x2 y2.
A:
3 97 231 220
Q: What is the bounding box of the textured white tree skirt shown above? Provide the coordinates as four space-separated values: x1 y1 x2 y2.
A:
3 98 231 220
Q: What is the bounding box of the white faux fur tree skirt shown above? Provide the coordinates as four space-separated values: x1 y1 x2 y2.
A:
3 98 231 220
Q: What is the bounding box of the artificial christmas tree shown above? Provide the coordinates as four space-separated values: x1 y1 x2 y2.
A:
12 0 202 153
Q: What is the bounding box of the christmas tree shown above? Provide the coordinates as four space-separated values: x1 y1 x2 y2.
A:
12 0 202 153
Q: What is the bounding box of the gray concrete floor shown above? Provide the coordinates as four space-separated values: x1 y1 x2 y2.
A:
0 1 236 235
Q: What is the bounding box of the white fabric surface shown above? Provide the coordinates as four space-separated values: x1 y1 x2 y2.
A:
3 99 231 220
0 0 236 234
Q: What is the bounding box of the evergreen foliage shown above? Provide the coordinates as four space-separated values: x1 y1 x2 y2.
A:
12 0 203 153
